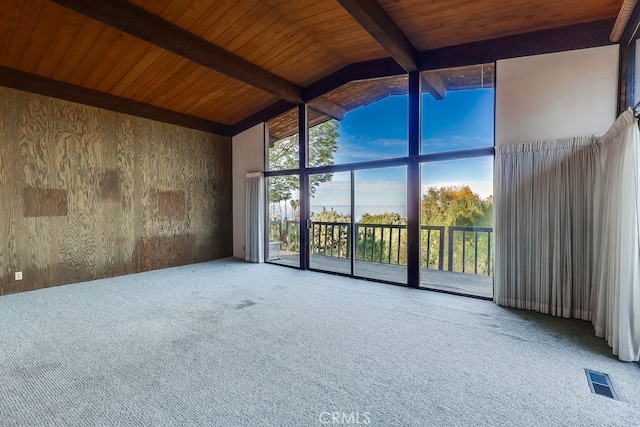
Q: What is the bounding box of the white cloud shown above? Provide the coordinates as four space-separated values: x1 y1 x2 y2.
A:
421 135 493 149
334 136 407 163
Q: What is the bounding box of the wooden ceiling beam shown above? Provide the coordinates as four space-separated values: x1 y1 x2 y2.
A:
308 98 347 121
419 18 616 70
0 66 232 136
421 72 446 100
303 58 405 103
337 0 419 73
51 0 304 104
239 19 615 137
230 100 296 137
335 0 446 103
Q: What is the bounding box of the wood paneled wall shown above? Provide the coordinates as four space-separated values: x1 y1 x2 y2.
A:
0 86 232 295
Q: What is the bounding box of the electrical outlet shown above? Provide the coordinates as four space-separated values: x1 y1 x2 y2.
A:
15 271 22 281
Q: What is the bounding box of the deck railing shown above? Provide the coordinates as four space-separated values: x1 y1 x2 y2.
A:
269 220 493 275
447 226 493 275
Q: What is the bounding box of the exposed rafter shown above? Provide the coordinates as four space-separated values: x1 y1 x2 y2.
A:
0 66 232 136
337 0 419 72
336 0 445 101
303 58 405 103
238 19 615 136
422 72 446 100
308 98 347 121
420 19 615 70
51 0 304 104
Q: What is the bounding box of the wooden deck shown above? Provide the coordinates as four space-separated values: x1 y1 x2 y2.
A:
269 254 493 298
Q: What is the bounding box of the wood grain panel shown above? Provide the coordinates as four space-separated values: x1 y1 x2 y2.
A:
47 13 110 80
123 52 182 101
23 188 68 217
158 191 186 220
109 48 166 96
119 55 269 125
199 0 262 43
134 0 174 16
35 9 99 79
176 0 237 31
0 0 45 68
0 1 19 51
213 1 278 49
99 169 120 200
80 32 140 89
137 0 344 86
94 40 155 93
0 0 622 134
266 0 385 63
0 86 232 296
66 26 121 86
378 0 622 50
16 2 67 73
223 4 281 54
0 80 22 296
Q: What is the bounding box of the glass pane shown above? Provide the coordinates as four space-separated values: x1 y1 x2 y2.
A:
354 167 407 284
267 108 299 171
420 157 493 297
267 175 300 267
421 64 494 154
309 171 351 275
309 76 408 166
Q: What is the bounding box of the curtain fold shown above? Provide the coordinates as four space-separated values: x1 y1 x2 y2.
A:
245 172 264 263
592 109 640 362
494 109 640 361
494 135 599 319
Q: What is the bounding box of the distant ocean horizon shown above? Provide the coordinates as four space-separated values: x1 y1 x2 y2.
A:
310 204 407 221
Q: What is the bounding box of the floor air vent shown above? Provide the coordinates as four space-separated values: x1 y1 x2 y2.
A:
585 369 618 400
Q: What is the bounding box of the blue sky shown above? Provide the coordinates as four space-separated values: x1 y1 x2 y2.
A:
310 88 495 219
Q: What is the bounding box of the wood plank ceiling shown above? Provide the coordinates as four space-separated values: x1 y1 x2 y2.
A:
0 0 624 137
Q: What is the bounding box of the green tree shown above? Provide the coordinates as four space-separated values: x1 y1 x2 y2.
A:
268 120 339 204
420 185 492 227
357 212 407 265
312 207 350 223
360 212 406 225
420 185 493 274
310 207 351 257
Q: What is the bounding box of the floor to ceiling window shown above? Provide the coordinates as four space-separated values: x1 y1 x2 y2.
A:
309 171 351 275
308 76 409 166
304 76 410 285
263 65 495 297
266 107 300 267
420 64 495 298
420 158 493 297
354 166 408 284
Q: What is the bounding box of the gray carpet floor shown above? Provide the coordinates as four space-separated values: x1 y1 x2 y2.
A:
1 258 639 426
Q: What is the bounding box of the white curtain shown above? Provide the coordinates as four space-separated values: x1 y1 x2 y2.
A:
245 172 264 263
592 110 640 362
494 135 600 320
494 109 640 361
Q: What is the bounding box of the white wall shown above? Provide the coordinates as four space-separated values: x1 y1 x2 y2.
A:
496 45 619 145
232 123 265 259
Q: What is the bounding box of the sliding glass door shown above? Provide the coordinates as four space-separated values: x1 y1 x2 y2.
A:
263 63 496 295
267 175 300 267
309 171 351 274
354 167 407 284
